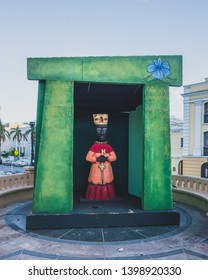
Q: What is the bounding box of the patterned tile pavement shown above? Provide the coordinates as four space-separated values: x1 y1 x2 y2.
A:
0 200 207 260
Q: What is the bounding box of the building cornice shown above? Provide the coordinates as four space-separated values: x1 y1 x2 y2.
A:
183 98 208 104
171 128 183 132
183 80 208 88
181 90 208 97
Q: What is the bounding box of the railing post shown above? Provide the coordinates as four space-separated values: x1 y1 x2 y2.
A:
172 174 208 193
23 166 34 186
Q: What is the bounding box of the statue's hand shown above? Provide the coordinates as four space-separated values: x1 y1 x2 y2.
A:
96 155 108 163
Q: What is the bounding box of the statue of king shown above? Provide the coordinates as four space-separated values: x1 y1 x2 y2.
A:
86 114 117 200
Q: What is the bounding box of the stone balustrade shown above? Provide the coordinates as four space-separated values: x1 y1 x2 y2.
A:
0 167 34 207
0 171 207 212
172 175 208 193
0 173 29 191
0 166 34 191
172 175 208 213
1 172 208 194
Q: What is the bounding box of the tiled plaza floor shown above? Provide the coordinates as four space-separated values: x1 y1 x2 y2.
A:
0 200 207 260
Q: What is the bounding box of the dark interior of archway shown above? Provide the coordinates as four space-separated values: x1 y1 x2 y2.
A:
74 82 143 113
73 82 143 197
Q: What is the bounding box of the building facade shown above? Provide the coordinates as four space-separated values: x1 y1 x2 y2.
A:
170 116 183 175
171 78 208 177
1 122 32 161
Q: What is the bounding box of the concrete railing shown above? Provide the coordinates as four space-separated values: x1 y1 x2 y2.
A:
0 171 207 212
0 173 30 191
172 175 208 213
0 166 34 191
172 175 208 193
0 166 34 207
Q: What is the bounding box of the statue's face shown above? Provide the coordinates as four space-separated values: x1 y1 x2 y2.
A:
96 125 107 142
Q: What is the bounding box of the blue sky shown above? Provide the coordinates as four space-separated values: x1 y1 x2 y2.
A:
0 0 208 122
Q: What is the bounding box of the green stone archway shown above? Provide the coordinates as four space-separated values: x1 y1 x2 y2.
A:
27 56 182 213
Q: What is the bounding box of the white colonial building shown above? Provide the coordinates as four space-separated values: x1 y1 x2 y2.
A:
1 122 33 161
171 78 208 177
170 116 183 175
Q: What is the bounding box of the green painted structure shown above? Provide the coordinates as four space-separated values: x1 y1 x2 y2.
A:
27 55 182 213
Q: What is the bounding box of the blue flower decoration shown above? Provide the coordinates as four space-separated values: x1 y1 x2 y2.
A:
147 57 171 80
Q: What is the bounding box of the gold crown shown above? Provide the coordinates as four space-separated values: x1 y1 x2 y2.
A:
93 114 108 125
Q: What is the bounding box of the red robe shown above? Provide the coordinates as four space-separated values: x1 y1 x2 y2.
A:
86 143 117 200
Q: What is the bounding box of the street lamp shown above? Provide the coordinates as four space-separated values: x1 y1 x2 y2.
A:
29 121 35 166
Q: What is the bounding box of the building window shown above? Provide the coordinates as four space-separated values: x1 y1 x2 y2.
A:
203 131 208 156
204 102 208 123
180 137 183 148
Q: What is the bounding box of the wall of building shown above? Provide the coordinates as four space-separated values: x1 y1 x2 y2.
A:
189 102 195 155
183 157 207 177
171 130 183 156
186 82 208 93
171 78 208 177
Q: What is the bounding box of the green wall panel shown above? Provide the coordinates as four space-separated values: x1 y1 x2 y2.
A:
27 57 83 81
28 56 182 86
83 56 182 86
32 80 74 213
128 105 143 198
28 55 182 214
33 81 45 187
35 81 45 170
143 82 172 210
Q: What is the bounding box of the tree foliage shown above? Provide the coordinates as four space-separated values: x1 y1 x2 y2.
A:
0 119 11 163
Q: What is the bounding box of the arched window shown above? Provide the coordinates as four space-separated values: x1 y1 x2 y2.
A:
204 102 208 123
203 132 208 156
201 162 208 178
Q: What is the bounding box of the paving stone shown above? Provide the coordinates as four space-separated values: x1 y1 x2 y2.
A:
0 200 207 260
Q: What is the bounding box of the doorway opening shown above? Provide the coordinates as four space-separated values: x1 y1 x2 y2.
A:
178 160 183 175
73 81 144 201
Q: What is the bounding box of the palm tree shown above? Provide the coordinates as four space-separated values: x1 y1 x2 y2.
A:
10 125 28 159
0 120 11 164
24 122 36 165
